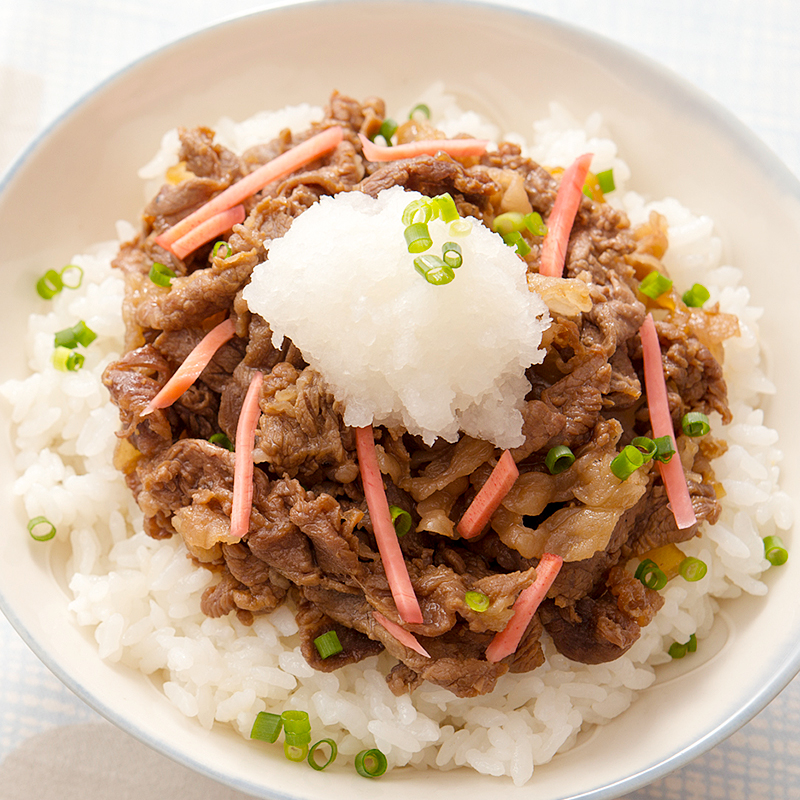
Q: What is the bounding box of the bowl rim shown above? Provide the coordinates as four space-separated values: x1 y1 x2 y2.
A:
1 1 799 798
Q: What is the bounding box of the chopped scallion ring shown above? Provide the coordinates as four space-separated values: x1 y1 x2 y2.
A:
404 222 433 253
389 505 412 537
545 445 575 475
639 270 673 299
653 435 676 463
449 219 473 237
250 711 283 743
379 118 398 143
27 516 56 542
678 556 708 582
281 709 311 735
681 411 710 437
355 748 388 778
149 261 176 287
36 269 64 299
211 241 232 259
631 436 657 463
308 739 338 771
284 742 309 762
669 633 697 659
502 230 531 256
634 558 668 591
54 320 97 349
402 197 434 226
52 346 85 372
682 283 710 307
764 535 789 566
492 212 525 235
596 168 616 194
523 211 547 237
59 264 84 289
314 630 344 659
409 103 431 119
610 444 646 480
441 241 463 269
464 590 490 612
433 193 459 223
414 254 454 285
208 432 233 450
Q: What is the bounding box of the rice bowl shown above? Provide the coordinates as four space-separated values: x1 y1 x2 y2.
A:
1 4 799 800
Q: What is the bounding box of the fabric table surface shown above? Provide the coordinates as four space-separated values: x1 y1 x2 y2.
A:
1 1 799 798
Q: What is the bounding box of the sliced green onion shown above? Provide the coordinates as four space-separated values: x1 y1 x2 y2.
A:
59 264 84 290
409 103 431 120
679 556 707 582
27 516 56 542
464 590 491 612
281 710 311 736
631 436 657 463
284 731 312 747
209 432 233 451
149 261 176 287
639 270 673 299
668 640 688 659
404 222 433 253
52 346 85 372
669 633 697 659
492 212 525 235
308 739 338 771
764 535 789 566
402 197 434 226
634 558 668 591
681 411 710 437
414 254 454 285
596 169 616 194
250 712 283 743
502 230 531 256
441 241 463 269
314 630 344 659
682 283 710 308
610 444 646 481
449 218 473 237
653 435 676 463
355 748 387 778
523 211 547 237
433 193 459 223
389 505 412 537
379 118 398 143
54 320 97 349
582 183 594 199
211 241 232 259
36 269 64 299
545 445 575 475
284 742 309 762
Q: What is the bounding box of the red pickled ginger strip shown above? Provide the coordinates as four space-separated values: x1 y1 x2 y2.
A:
355 426 423 624
170 204 245 260
456 449 519 540
358 133 488 162
155 126 344 251
230 370 264 541
373 610 430 659
639 313 697 529
485 552 563 663
539 153 593 277
143 318 236 414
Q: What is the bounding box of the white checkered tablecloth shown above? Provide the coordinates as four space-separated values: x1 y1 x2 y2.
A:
1 2 800 798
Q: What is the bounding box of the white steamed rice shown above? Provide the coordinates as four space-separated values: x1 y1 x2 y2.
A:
1 86 793 785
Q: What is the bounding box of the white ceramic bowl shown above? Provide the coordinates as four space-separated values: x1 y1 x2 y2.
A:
2 2 799 798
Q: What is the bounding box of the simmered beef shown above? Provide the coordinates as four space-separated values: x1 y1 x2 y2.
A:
103 91 734 698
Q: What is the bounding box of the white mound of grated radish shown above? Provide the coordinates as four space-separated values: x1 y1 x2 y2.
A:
242 185 550 448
